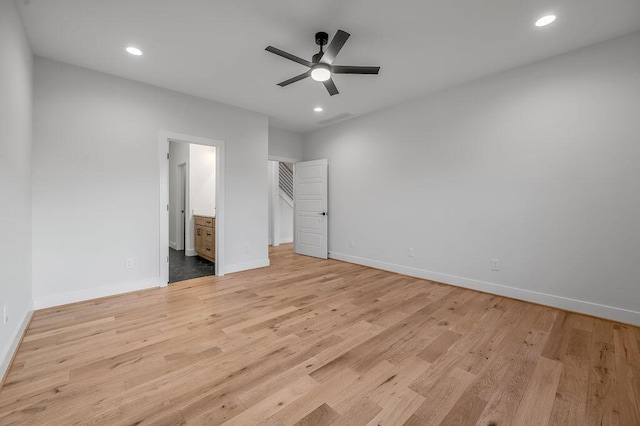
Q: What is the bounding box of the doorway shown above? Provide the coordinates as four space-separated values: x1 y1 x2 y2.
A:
159 131 226 286
268 155 300 261
167 141 216 283
268 160 295 247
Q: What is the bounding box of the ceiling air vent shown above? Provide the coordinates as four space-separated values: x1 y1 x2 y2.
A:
317 113 354 126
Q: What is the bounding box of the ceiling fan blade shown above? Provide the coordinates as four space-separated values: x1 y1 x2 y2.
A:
332 65 380 75
266 46 312 67
320 30 350 64
277 71 311 87
323 78 339 96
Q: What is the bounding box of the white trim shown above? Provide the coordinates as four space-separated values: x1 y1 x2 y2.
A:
185 248 197 257
1 301 32 384
279 237 293 244
159 131 226 286
33 278 160 310
225 258 270 275
329 252 640 326
169 241 178 250
268 154 301 163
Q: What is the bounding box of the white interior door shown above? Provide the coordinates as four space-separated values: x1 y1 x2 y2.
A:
294 159 328 259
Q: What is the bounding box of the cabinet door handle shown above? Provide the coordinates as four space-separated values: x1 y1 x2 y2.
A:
197 228 201 236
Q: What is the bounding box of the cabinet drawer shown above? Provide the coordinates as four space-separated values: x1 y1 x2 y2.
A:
195 216 208 226
205 228 214 243
204 218 214 227
203 241 214 256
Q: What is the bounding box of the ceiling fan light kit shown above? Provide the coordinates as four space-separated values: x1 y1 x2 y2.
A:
266 30 380 96
311 64 331 82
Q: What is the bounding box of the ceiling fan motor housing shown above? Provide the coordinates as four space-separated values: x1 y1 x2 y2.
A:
315 32 329 46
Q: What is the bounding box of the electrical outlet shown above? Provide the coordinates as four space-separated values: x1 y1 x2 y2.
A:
491 258 500 271
125 257 134 269
3 305 8 325
348 239 354 247
408 248 415 258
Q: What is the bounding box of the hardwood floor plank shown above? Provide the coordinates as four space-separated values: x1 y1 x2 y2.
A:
475 329 550 426
330 397 381 426
585 341 620 425
273 370 362 424
411 367 476 425
0 244 636 425
221 375 318 426
438 394 487 426
548 328 591 425
292 403 339 425
613 324 640 425
512 357 563 426
365 386 425 426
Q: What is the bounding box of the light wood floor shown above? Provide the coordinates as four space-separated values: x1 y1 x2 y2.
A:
1 245 639 425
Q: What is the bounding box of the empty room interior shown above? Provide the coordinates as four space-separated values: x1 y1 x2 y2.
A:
1 0 640 424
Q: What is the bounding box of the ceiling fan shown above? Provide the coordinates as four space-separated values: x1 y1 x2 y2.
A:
265 30 380 96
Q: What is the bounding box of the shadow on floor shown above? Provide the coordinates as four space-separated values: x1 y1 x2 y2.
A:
169 248 215 283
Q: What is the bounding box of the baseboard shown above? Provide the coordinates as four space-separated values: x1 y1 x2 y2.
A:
329 252 640 326
33 278 160 310
1 300 33 388
185 248 197 257
169 241 177 250
269 238 292 246
225 258 270 275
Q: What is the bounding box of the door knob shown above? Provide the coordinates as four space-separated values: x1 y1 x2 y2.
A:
319 212 327 216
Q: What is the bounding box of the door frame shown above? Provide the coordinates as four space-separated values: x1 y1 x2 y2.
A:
159 131 226 286
268 155 300 249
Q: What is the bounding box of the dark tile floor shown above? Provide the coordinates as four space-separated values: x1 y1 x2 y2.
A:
169 248 215 283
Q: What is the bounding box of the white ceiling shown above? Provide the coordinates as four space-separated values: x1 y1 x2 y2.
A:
17 0 640 133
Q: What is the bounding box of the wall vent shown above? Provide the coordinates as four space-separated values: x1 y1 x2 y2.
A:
317 112 354 126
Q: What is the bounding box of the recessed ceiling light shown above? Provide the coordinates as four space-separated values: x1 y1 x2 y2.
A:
535 15 556 27
314 107 323 112
126 46 143 56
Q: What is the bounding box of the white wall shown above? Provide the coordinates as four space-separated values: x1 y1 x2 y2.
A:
269 126 303 160
303 31 640 325
168 140 189 249
32 57 269 308
0 0 33 377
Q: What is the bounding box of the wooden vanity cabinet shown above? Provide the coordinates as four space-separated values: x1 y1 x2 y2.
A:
194 215 215 262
